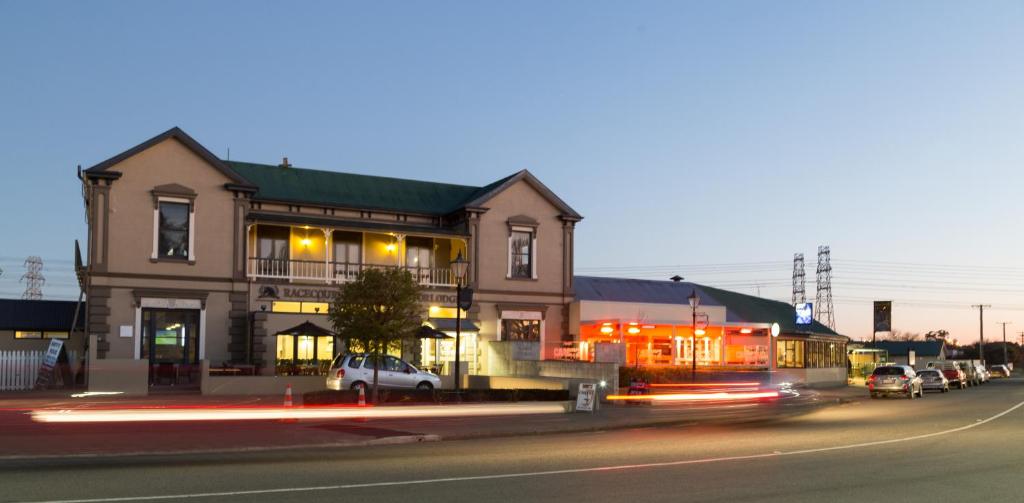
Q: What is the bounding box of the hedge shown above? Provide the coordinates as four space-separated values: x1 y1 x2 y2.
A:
303 388 570 405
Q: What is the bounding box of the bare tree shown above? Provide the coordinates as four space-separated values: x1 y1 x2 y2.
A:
881 330 922 342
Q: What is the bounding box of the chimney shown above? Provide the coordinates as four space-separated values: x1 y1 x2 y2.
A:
280 157 291 168
670 275 684 282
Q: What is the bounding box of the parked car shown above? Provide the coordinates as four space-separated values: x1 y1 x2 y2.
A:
915 368 949 393
867 365 924 399
937 361 968 389
978 364 992 383
326 353 442 391
989 364 1011 377
958 361 980 386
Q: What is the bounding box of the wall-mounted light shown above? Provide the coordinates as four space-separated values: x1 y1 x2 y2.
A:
599 325 614 335
740 328 752 334
695 329 706 336
300 237 312 247
385 243 397 253
627 326 640 335
771 323 781 337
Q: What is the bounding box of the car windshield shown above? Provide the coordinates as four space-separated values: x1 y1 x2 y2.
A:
873 367 904 376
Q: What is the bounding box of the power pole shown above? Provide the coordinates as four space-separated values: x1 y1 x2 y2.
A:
972 304 991 365
791 253 806 306
997 322 1011 365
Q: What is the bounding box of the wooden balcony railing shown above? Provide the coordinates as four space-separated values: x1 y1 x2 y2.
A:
247 257 458 287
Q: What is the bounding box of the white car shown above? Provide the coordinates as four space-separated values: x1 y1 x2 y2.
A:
326 353 441 391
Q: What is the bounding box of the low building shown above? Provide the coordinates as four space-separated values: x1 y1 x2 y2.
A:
0 299 85 355
569 276 849 387
865 341 946 369
78 127 582 393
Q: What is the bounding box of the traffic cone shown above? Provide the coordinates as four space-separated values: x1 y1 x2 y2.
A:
279 384 296 423
358 385 366 407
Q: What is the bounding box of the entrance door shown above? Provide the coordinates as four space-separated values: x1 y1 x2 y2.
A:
142 309 201 386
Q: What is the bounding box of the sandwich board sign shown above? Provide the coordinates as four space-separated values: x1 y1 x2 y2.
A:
35 339 66 388
576 382 597 412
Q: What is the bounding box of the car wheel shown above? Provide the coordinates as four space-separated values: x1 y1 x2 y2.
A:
870 392 877 399
416 382 433 390
907 389 914 399
350 381 366 391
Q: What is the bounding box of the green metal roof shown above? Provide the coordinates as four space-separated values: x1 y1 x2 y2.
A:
696 284 842 337
225 160 515 215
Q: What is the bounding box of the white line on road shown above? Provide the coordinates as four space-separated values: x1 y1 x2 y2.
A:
20 399 1024 503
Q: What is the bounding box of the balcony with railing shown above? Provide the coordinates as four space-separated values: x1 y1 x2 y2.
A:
247 257 458 287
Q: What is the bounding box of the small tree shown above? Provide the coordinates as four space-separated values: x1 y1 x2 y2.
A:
329 268 423 403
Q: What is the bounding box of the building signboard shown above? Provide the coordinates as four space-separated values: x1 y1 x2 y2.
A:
35 338 65 388
576 382 597 412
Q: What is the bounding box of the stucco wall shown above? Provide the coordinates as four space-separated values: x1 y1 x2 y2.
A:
101 137 238 279
475 179 567 295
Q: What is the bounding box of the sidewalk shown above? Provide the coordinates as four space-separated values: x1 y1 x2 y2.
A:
0 386 858 463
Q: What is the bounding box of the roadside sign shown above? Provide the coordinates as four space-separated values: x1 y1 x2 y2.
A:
35 339 65 388
576 383 597 412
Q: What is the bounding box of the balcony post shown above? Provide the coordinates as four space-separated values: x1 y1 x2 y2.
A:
322 228 332 283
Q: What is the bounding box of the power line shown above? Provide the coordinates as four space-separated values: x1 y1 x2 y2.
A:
20 256 44 300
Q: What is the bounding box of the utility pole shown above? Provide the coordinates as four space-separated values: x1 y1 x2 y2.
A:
972 305 991 365
997 322 1011 366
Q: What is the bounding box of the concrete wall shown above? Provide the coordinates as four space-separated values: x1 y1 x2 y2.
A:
201 375 326 396
465 375 568 391
88 358 149 396
773 367 847 388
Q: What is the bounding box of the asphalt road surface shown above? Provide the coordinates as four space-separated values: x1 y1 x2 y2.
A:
3 379 1022 503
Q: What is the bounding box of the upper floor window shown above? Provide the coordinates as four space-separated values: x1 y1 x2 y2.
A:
258 226 290 261
509 229 534 279
157 201 190 259
405 237 433 269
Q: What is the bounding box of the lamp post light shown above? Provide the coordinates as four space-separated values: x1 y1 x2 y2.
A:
450 252 471 392
688 289 700 382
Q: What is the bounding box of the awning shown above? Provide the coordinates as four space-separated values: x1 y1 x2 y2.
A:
417 325 452 339
275 321 336 338
424 318 480 333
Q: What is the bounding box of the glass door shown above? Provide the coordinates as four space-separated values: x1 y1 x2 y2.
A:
142 309 200 386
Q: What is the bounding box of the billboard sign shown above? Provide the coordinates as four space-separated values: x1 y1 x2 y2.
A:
795 303 813 325
873 301 892 333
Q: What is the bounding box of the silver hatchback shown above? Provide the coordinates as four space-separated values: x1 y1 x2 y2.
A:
868 365 923 399
325 353 442 391
915 368 949 393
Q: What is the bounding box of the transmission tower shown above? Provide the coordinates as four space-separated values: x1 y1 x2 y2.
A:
814 246 835 329
791 253 806 306
20 256 45 300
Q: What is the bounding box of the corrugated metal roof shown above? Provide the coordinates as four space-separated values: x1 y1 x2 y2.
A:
573 276 841 337
226 160 515 216
0 299 85 332
866 340 945 357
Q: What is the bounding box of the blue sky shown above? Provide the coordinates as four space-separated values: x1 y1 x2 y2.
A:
1 1 1022 342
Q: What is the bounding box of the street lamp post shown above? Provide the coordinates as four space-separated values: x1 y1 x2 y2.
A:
688 289 700 382
450 252 470 392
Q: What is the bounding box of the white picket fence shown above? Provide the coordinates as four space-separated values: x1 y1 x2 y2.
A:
0 350 44 391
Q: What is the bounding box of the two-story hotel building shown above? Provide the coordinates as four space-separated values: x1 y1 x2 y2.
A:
79 127 581 390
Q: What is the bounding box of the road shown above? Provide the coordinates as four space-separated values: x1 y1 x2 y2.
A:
2 379 1022 503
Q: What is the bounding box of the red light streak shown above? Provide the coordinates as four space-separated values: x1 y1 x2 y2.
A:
606 390 779 402
30 402 567 423
646 382 761 388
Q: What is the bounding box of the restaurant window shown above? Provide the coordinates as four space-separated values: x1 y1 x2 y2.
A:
271 301 329 314
44 332 69 339
501 319 541 341
14 331 42 339
275 335 335 375
157 201 190 259
508 229 534 279
776 339 805 368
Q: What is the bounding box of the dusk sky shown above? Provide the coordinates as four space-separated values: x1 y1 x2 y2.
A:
1 1 1022 343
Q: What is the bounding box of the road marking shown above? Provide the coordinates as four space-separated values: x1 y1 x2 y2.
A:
20 399 1024 503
